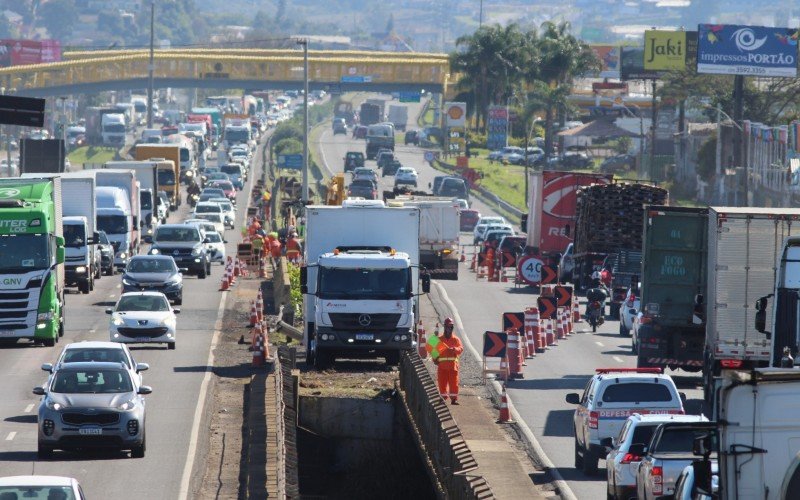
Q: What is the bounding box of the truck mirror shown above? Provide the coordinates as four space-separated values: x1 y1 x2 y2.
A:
600 437 614 451
300 266 308 294
755 296 768 333
694 294 704 305
692 460 713 496
55 236 65 247
520 214 528 229
91 231 100 245
565 393 580 404
56 246 65 264
421 273 431 294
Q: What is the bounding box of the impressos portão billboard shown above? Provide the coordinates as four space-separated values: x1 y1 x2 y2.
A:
697 24 798 77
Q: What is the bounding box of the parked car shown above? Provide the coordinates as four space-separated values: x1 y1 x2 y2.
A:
487 146 524 162
561 151 593 169
460 209 481 232
347 179 378 200
404 130 419 145
121 255 184 304
619 286 640 336
507 147 544 166
34 362 152 458
601 154 636 174
394 167 419 187
107 291 179 349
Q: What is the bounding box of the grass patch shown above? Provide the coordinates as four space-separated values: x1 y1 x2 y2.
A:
68 146 118 165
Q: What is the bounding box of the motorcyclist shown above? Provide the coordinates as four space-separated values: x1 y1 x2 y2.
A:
187 179 201 206
585 277 608 319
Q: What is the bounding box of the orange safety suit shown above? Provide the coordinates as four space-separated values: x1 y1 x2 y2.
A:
270 239 282 260
285 237 302 263
436 334 464 402
251 235 264 257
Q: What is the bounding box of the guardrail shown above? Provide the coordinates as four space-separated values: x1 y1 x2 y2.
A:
432 159 524 222
277 346 300 498
398 352 494 499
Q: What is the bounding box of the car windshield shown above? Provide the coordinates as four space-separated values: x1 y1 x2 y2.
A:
601 383 673 403
97 215 128 235
156 227 200 242
127 258 176 273
630 424 657 448
654 427 716 454
157 169 176 186
61 348 128 366
52 369 133 394
350 180 374 188
0 234 50 272
210 182 233 190
220 166 241 175
195 204 221 213
206 232 222 243
63 224 86 248
197 213 222 223
0 487 76 499
318 267 410 300
117 294 170 312
226 129 250 143
201 189 225 198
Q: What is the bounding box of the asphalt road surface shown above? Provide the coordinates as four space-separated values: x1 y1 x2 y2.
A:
315 95 705 499
0 131 266 499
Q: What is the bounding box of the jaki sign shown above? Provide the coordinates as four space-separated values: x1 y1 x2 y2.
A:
697 24 799 77
644 30 692 71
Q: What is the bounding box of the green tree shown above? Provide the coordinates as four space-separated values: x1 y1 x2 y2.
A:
696 134 717 181
39 0 77 40
524 81 572 156
274 137 302 156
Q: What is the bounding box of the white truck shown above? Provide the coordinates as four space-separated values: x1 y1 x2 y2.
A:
387 104 408 131
101 113 127 146
300 202 430 368
386 196 460 280
104 161 159 242
21 173 100 294
704 207 800 396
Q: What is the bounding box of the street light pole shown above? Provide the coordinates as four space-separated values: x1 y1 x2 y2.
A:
146 0 155 129
298 38 309 203
479 0 484 27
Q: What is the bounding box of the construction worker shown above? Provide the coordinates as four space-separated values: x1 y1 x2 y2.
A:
251 232 265 258
285 232 302 263
434 317 464 405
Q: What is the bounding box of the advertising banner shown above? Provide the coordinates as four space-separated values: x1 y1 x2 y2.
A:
588 45 621 78
644 30 691 70
621 46 661 80
486 105 508 151
0 39 62 67
697 24 798 77
444 101 467 127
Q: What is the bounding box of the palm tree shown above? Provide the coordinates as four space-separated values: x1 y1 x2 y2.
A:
524 81 572 157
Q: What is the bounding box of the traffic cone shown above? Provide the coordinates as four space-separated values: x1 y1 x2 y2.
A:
417 320 427 359
498 357 508 381
506 328 522 378
219 272 230 291
556 310 565 340
252 332 264 367
250 320 261 349
546 319 557 346
573 301 582 323
501 268 508 282
256 292 264 323
262 323 272 362
526 307 540 358
249 300 259 327
470 252 477 272
259 257 267 278
497 385 514 423
460 246 466 263
433 322 440 337
233 258 241 277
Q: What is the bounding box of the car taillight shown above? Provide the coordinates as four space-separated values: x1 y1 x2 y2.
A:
588 411 598 429
627 294 636 306
651 466 663 495
720 359 743 368
639 315 653 325
620 452 641 464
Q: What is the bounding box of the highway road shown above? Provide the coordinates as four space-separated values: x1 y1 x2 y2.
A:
315 95 705 499
0 132 266 498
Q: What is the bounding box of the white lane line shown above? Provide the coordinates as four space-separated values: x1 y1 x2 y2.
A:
108 294 115 298
595 341 604 347
613 355 625 363
116 284 121 289
24 404 34 413
5 432 15 441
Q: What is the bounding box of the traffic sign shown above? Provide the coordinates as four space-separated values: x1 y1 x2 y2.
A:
423 151 435 162
502 312 525 335
541 265 559 285
517 255 544 285
537 297 558 320
278 154 303 170
399 91 421 103
500 251 516 268
483 331 508 358
341 75 372 83
555 285 574 307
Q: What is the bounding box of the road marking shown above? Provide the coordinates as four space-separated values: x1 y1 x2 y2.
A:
595 341 604 347
108 294 116 298
5 432 15 441
24 404 34 413
89 329 96 334
116 284 121 289
613 355 625 363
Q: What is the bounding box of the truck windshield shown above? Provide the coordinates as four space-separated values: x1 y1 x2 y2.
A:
157 169 176 186
97 215 128 235
105 124 125 133
63 224 86 248
140 192 153 210
0 234 50 272
318 267 410 300
180 149 190 162
226 129 250 143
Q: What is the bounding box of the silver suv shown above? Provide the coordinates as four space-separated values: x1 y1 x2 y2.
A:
34 361 152 459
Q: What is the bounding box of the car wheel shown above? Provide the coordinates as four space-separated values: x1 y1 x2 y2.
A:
79 279 90 294
574 439 584 469
582 448 599 475
104 265 113 276
168 342 176 350
619 322 629 336
37 441 53 459
198 264 208 279
131 434 146 458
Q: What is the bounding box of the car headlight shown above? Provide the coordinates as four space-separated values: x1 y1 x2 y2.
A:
46 400 64 411
160 316 176 327
118 400 137 411
75 266 87 273
149 248 160 255
112 315 125 326
191 246 201 256
118 252 128 259
37 311 54 322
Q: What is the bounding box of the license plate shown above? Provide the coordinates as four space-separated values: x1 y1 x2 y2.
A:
79 427 102 436
0 330 16 336
355 334 374 341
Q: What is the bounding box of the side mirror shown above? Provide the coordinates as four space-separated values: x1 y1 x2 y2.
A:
138 385 153 395
421 273 431 294
32 386 46 396
55 236 65 264
520 214 528 229
105 308 113 315
679 392 687 403
203 238 211 244
628 443 646 456
135 363 149 372
693 433 712 457
91 231 100 244
223 240 229 244
41 363 53 373
600 437 614 451
173 308 181 314
755 296 770 334
565 393 580 405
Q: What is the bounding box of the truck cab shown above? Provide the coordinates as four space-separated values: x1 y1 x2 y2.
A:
760 236 800 367
101 113 126 146
62 216 99 294
96 186 134 271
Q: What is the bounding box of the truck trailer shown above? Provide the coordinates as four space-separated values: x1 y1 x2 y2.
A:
104 161 160 241
134 144 181 208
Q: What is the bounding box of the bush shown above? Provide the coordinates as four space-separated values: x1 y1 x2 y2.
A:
274 137 302 156
697 134 717 182
287 262 302 318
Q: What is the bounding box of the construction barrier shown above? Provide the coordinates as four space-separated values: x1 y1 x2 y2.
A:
496 384 514 423
417 320 427 359
506 328 523 379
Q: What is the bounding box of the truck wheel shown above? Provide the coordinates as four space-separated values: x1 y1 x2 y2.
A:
619 322 629 336
43 337 55 347
314 350 333 370
95 265 101 279
88 275 94 292
198 265 207 279
582 448 599 475
636 351 653 369
104 265 113 276
37 441 53 459
79 279 90 294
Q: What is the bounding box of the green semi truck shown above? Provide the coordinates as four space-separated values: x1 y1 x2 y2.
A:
0 178 65 346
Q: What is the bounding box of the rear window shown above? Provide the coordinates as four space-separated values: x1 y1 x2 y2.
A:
630 424 657 446
351 180 374 188
654 427 714 453
600 382 674 403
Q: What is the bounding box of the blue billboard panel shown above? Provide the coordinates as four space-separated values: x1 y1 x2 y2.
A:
697 24 798 77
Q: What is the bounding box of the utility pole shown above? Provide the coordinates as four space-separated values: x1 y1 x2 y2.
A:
298 38 309 203
732 74 745 205
146 0 155 129
479 0 483 27
649 79 657 180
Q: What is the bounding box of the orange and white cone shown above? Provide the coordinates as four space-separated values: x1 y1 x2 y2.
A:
417 320 427 359
219 271 230 291
259 257 267 278
573 301 582 323
262 323 272 362
256 291 264 323
233 258 241 277
249 300 259 327
497 385 514 423
252 331 264 367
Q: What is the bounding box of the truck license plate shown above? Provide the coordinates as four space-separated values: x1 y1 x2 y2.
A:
0 330 15 337
355 334 374 341
79 427 102 436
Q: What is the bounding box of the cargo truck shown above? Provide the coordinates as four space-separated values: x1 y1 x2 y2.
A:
704 207 800 396
101 113 127 146
84 107 121 145
104 161 159 242
190 107 222 147
300 202 430 368
366 123 395 160
365 98 386 120
134 144 181 208
759 233 800 368
359 103 382 126
0 177 65 346
385 196 460 280
636 206 707 373
387 105 408 131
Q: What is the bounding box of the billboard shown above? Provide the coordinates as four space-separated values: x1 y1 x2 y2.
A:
486 105 508 151
588 45 621 78
0 39 62 67
697 24 798 77
621 46 661 80
444 102 467 127
644 30 692 70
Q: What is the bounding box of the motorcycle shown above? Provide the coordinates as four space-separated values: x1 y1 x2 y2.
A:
587 300 605 332
188 193 200 207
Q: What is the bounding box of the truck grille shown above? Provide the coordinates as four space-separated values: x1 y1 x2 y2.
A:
0 292 29 301
62 412 120 426
118 327 169 337
0 310 27 319
65 256 85 263
328 313 401 330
